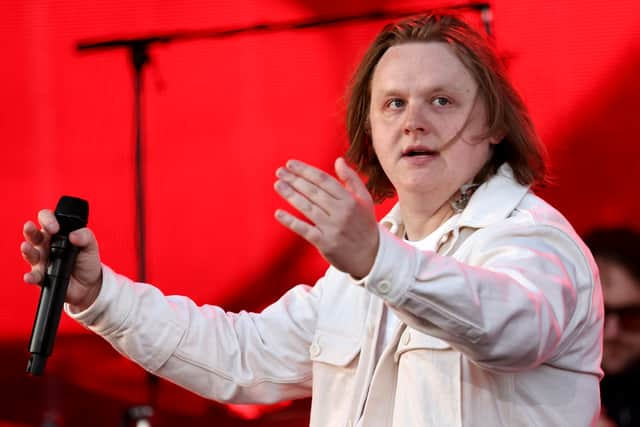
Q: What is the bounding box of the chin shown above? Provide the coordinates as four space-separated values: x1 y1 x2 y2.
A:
393 178 435 195
603 355 640 375
602 360 626 375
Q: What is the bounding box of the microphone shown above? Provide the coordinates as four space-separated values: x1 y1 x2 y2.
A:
27 196 89 376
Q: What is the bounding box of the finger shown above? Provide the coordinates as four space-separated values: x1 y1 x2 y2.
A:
274 180 329 222
274 209 322 245
276 167 336 212
285 160 347 200
334 157 371 201
37 209 59 234
23 221 45 246
20 241 41 266
24 270 44 285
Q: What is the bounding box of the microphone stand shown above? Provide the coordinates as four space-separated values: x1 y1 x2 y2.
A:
131 40 150 286
77 36 168 421
74 2 492 422
78 37 172 287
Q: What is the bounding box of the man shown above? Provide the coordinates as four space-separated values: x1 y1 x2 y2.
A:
21 13 603 426
586 228 640 427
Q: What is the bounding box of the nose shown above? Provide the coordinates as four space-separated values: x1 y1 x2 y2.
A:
604 314 621 339
403 102 428 135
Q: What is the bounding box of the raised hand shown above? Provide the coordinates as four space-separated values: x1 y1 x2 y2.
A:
21 209 103 312
274 157 379 279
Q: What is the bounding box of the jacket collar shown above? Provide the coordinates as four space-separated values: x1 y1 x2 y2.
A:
380 164 530 236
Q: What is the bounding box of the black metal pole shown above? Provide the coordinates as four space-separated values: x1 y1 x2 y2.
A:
131 42 149 284
129 42 160 419
77 3 492 52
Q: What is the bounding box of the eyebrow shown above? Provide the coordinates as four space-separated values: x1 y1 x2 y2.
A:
372 84 464 97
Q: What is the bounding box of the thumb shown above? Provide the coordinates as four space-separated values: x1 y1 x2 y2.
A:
69 228 99 253
335 157 371 201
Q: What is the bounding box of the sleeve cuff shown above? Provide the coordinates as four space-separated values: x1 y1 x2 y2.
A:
64 264 134 334
64 265 185 372
349 224 419 305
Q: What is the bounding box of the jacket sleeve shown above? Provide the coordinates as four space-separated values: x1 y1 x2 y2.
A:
359 221 601 372
65 265 320 404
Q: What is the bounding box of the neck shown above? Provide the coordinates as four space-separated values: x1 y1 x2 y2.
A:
399 191 456 241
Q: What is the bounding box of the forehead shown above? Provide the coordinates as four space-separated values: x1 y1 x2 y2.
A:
370 41 476 94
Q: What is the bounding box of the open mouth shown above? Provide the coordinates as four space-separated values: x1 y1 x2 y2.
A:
402 148 437 157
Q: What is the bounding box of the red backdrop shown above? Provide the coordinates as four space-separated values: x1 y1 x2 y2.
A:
1 0 640 425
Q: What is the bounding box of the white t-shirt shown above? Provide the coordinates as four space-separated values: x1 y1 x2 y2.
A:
374 213 461 359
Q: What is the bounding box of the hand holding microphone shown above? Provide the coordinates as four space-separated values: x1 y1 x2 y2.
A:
21 196 102 375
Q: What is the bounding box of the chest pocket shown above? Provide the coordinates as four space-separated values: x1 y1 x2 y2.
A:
309 331 361 368
392 328 462 426
307 331 363 426
394 328 452 362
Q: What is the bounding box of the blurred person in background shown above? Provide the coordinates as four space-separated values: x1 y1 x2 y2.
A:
20 12 604 426
586 228 640 427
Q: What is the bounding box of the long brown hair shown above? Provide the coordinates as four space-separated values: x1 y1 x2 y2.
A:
346 13 549 203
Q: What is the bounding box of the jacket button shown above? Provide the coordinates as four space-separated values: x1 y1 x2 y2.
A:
378 280 391 294
309 343 321 357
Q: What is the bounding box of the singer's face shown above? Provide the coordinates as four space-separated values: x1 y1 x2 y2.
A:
368 42 495 200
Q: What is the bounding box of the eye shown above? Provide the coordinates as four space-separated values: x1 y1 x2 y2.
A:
385 98 405 110
431 96 451 107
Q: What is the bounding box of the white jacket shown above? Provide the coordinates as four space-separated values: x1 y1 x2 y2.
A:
68 165 603 426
